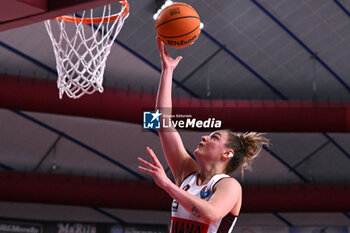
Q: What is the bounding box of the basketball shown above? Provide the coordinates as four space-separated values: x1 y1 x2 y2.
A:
155 2 201 49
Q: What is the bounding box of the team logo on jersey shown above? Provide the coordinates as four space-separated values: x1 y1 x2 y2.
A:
200 186 210 199
172 200 179 212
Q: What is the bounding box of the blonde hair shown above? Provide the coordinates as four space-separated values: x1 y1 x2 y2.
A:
221 129 271 177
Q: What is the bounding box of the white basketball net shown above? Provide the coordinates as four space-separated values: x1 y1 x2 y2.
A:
44 2 129 99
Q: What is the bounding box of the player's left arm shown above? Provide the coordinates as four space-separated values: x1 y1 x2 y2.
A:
137 147 241 224
207 178 241 217
166 176 240 224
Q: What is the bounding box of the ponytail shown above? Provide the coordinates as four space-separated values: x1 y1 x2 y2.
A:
222 130 271 177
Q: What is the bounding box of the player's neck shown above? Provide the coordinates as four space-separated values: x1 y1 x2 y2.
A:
197 167 222 186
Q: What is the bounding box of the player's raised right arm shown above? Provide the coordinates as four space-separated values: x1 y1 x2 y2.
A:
155 37 198 186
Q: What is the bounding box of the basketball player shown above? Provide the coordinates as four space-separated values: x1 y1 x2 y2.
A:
138 37 270 233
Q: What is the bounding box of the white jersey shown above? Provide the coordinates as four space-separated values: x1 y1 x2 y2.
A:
170 172 238 233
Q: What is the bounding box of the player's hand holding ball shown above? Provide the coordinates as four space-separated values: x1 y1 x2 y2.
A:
156 36 182 71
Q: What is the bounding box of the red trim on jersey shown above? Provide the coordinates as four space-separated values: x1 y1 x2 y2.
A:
217 212 237 233
180 171 197 186
195 172 213 186
170 217 209 233
196 173 200 186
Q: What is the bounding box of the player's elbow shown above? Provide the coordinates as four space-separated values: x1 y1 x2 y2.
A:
203 214 220 225
201 208 222 225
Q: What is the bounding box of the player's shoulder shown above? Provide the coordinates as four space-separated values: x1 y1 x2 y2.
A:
213 176 241 192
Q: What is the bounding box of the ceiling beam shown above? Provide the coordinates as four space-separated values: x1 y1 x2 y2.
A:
333 0 350 18
1 74 350 132
11 109 146 180
250 0 350 93
1 170 349 212
201 30 288 100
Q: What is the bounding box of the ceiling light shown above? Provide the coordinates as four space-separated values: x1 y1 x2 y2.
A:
153 0 173 20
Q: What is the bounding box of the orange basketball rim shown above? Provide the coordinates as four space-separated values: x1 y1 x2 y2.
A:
55 0 129 24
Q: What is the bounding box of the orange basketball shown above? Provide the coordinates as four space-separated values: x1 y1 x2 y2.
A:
155 2 201 49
